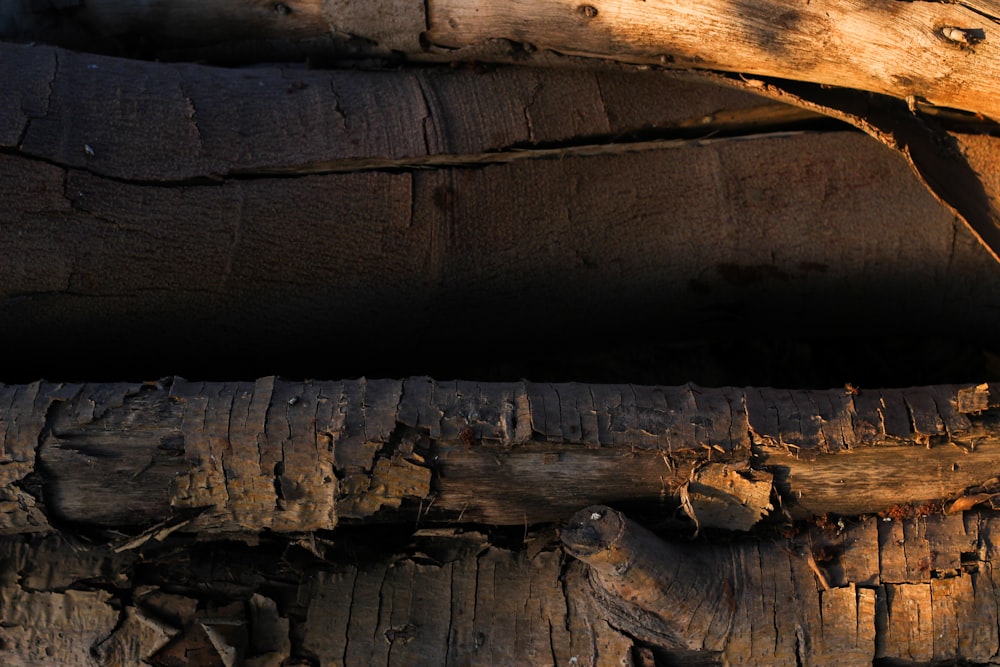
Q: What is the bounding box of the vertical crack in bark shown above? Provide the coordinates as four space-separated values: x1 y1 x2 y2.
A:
443 561 455 666
202 381 232 514
22 383 61 533
220 190 246 292
552 384 564 445
374 564 391 667
328 79 348 131
471 548 483 660
559 559 574 638
90 592 130 664
794 623 806 667
340 568 359 667
220 383 236 516
490 551 501 665
592 72 611 135
522 78 543 145
360 378 370 445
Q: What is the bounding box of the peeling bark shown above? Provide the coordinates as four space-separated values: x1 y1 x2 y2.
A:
8 504 1000 665
5 378 1000 540
561 505 1000 665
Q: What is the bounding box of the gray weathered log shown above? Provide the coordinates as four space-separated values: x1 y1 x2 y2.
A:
562 505 1000 665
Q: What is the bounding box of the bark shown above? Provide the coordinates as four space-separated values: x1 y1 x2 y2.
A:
4 43 1000 385
561 505 1000 666
5 0 1000 122
6 503 1000 665
5 378 1000 541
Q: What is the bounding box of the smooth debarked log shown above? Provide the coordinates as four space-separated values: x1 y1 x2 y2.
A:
5 0 1000 121
4 378 1000 539
5 42 1000 384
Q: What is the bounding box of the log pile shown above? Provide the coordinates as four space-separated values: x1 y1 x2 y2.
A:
4 2 1000 664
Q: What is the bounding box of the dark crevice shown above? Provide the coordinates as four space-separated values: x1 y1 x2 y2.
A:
1 114 850 185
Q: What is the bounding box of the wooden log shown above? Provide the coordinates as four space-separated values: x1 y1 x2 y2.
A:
3 43 999 385
6 507 1000 665
5 0 1000 122
5 378 1000 540
561 505 1000 665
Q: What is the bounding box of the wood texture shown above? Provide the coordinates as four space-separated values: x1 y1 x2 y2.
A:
6 378 1000 540
3 43 999 385
5 0 1000 121
8 508 1000 665
561 505 1000 665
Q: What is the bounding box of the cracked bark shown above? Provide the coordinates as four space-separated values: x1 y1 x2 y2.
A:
559 504 1000 665
7 495 1000 664
5 378 1000 539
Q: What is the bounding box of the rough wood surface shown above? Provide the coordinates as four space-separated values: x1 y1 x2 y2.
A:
6 378 1000 540
5 0 1000 122
7 508 1000 666
4 43 999 384
562 505 1000 665
0 42 809 181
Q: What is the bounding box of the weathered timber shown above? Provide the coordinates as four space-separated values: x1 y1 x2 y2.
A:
4 0 1000 122
561 505 1000 665
0 42 815 181
0 531 635 667
4 43 1000 384
5 378 1000 539
6 508 1000 665
702 71 1000 267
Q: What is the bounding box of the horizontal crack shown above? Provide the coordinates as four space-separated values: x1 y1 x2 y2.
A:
228 130 829 177
2 105 845 185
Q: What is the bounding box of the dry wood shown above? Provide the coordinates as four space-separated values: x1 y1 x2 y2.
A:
5 0 1000 122
8 7 1000 266
0 41 818 181
562 505 1000 665
6 507 1000 665
5 378 1000 541
3 43 999 384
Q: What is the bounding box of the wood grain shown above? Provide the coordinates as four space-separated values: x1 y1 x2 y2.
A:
6 0 1000 121
5 378 1000 537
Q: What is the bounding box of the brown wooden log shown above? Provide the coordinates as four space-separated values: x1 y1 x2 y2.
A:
5 0 1000 122
561 505 1000 665
10 5 1000 267
3 42 999 385
6 506 1000 665
5 378 1000 541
